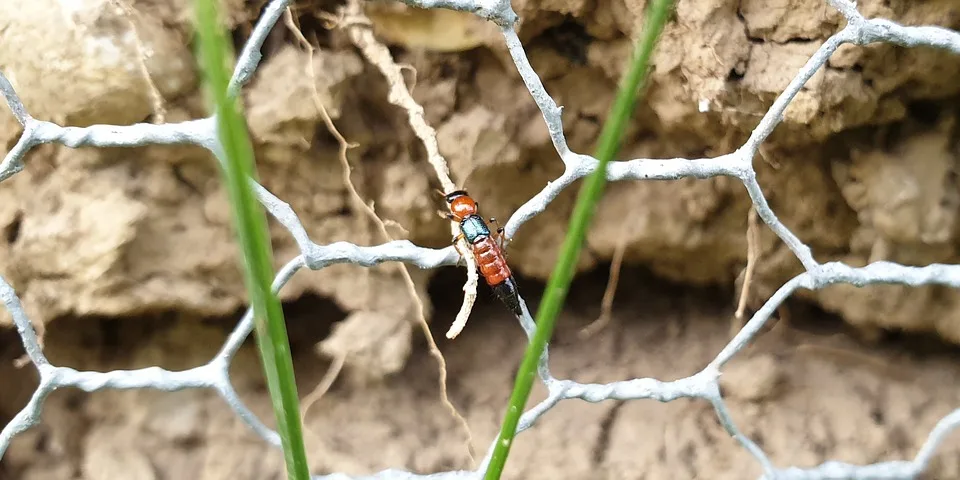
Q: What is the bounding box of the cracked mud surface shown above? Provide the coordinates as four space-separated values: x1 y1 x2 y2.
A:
2 267 959 479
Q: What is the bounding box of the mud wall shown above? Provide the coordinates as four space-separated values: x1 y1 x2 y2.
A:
3 0 960 478
3 0 960 354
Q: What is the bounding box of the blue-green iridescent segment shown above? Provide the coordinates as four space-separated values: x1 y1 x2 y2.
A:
460 215 491 244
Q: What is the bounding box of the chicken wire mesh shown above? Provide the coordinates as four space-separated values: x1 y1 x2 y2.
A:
2 0 960 478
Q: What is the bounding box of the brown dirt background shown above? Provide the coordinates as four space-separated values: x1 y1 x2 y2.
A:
3 269 960 479
3 0 960 478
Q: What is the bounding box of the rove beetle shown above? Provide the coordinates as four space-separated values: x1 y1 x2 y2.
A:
441 189 523 317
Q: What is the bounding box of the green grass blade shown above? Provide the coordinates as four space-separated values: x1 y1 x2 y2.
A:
593 4 673 166
193 1 311 479
482 2 675 479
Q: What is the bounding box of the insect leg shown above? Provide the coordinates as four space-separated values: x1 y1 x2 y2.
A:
489 217 506 250
451 232 467 254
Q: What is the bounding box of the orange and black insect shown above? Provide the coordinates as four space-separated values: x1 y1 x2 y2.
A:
442 190 523 317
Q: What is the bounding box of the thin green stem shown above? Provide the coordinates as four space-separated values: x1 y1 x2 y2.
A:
482 2 674 479
194 1 310 479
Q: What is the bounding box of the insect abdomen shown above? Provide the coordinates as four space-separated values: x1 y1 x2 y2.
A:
472 236 511 286
472 237 523 316
491 276 523 317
